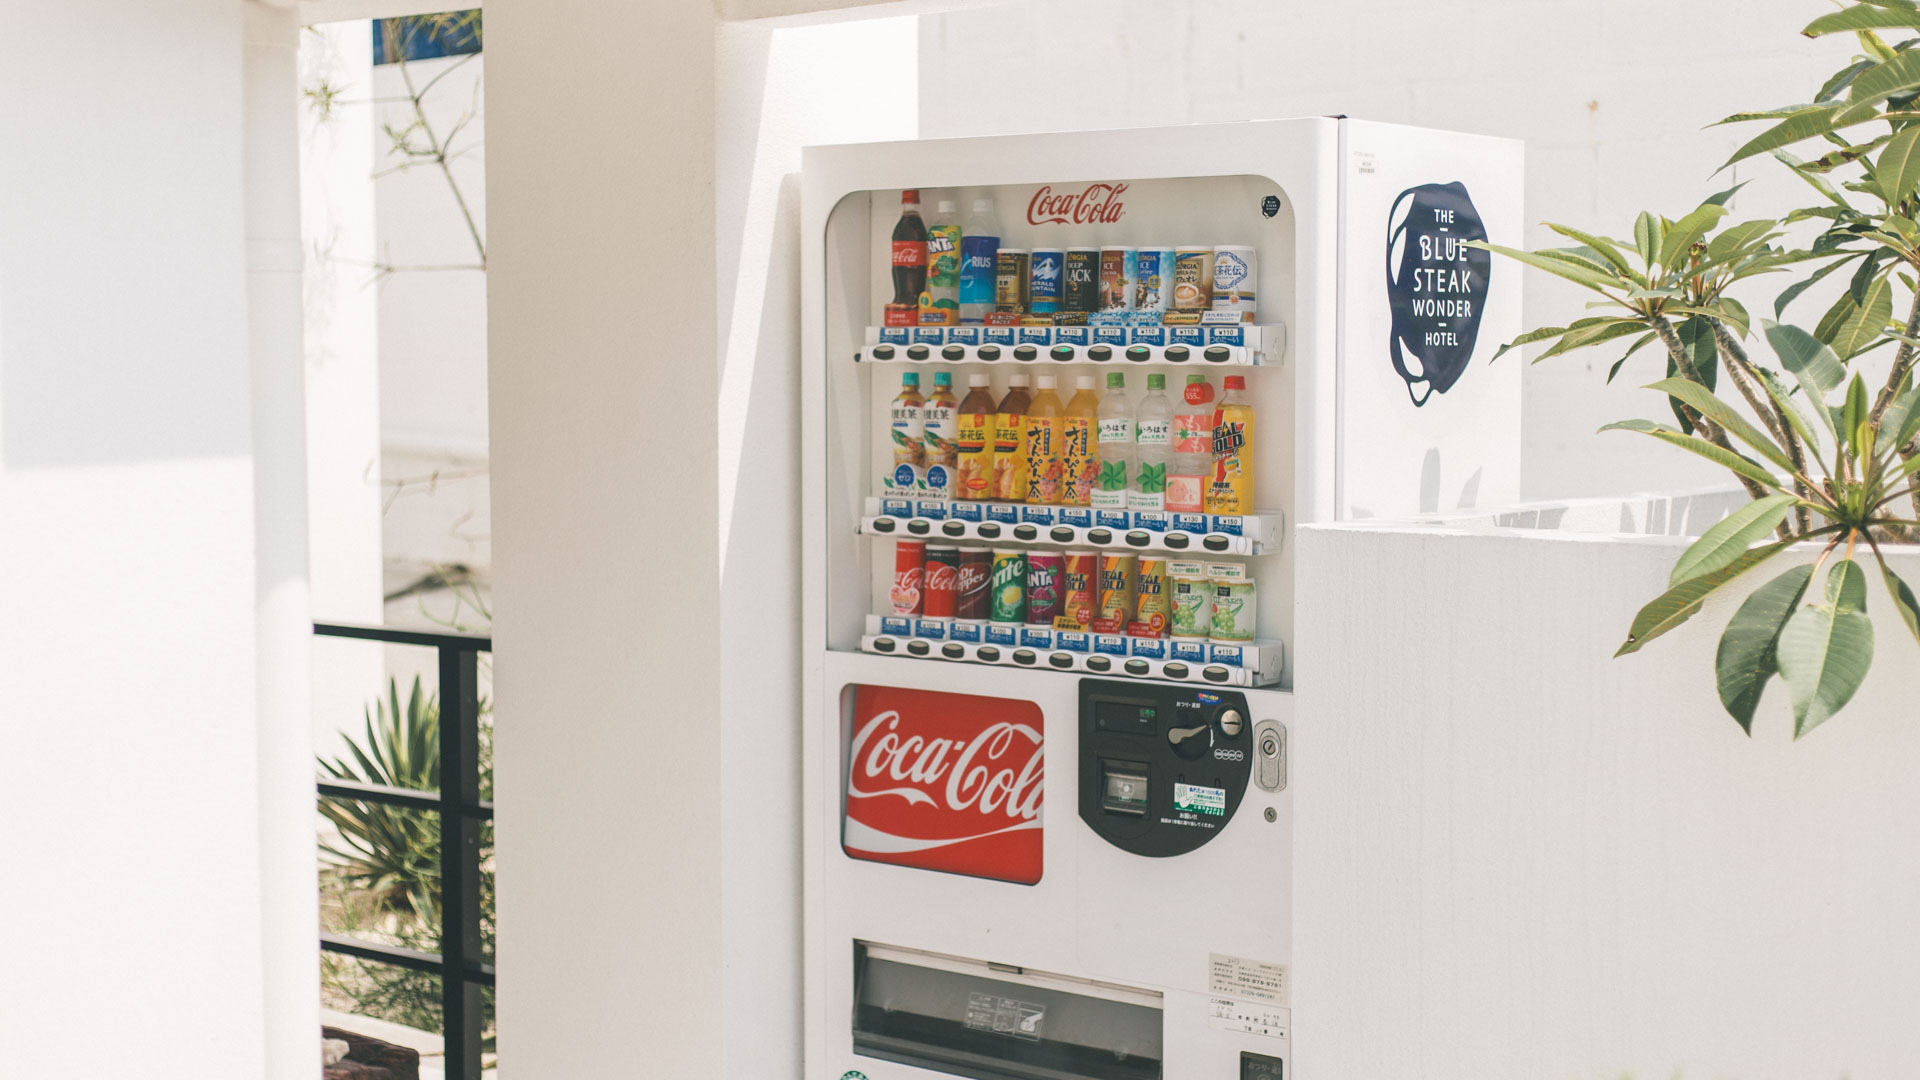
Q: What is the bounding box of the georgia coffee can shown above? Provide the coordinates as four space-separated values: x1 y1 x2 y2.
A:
1135 246 1175 316
1173 245 1213 311
923 546 959 618
996 248 1031 315
892 539 926 616
1029 249 1064 316
1057 550 1099 630
1098 246 1137 314
955 546 992 620
1025 551 1064 626
1062 247 1100 319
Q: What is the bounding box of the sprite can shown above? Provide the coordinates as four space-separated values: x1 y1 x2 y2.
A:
1168 560 1211 639
1206 562 1255 644
989 549 1028 624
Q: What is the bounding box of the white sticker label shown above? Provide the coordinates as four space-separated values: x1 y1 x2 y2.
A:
1210 952 1289 1005
1208 996 1290 1040
1173 782 1225 816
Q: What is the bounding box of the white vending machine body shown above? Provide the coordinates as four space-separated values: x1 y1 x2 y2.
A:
802 118 1523 1080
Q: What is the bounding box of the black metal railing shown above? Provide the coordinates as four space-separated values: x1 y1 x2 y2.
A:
315 621 492 1080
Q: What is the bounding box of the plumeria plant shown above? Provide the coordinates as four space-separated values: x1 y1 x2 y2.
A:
1474 1 1920 736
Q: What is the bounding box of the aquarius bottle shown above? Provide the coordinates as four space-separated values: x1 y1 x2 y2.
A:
1131 373 1171 512
1205 374 1255 514
1025 375 1064 505
1060 375 1099 506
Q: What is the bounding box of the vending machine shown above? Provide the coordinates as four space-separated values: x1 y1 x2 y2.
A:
801 118 1523 1080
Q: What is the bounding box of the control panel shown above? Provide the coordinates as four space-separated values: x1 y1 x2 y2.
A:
1077 678 1253 857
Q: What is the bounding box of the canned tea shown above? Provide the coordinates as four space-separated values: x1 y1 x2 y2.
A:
1211 245 1257 322
1173 245 1213 311
1168 560 1212 639
989 549 1028 624
996 248 1031 315
1029 249 1064 316
1026 551 1064 626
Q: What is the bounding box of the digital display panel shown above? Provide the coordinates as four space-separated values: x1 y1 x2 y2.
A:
1094 699 1157 735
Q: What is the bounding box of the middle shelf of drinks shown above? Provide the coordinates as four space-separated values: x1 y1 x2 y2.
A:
859 497 1282 556
856 322 1282 367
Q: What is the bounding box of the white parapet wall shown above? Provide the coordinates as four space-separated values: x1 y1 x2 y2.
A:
1294 492 1920 1080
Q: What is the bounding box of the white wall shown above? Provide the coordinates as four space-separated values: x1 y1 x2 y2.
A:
1294 514 1920 1080
488 1 724 1074
917 1 1862 502
0 0 269 1076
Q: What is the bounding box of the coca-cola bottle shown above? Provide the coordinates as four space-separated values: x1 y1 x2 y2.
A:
888 190 928 325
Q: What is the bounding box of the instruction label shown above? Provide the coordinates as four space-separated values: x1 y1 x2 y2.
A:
1209 952 1289 1005
1207 995 1289 1041
965 992 1045 1042
1173 782 1225 816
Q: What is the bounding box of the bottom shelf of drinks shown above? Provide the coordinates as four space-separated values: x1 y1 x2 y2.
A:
863 541 1284 688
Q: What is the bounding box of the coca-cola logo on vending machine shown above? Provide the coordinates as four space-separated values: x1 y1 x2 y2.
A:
1027 183 1129 226
843 685 1044 885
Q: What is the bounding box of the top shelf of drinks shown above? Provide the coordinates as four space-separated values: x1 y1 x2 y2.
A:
877 189 1268 362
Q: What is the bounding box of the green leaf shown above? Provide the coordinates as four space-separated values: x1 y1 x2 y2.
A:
1669 316 1719 433
1763 319 1847 392
1833 51 1920 125
1776 149 1856 207
1670 494 1800 585
1754 365 1828 452
1882 561 1920 644
1634 211 1661 263
1815 273 1894 358
1806 6 1920 39
1778 560 1876 737
1842 371 1873 451
1876 125 1920 206
1716 564 1816 732
1598 418 1782 488
1818 57 1879 101
1471 242 1621 294
1646 377 1799 472
1722 104 1844 168
1880 379 1920 447
1545 223 1637 277
1536 318 1646 362
1659 202 1729 268
1617 539 1795 656
1707 219 1783 263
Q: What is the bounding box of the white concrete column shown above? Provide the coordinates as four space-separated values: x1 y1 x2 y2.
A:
487 1 724 1074
246 2 322 1076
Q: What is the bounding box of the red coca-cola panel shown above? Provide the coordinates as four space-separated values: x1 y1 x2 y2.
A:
844 684 1043 885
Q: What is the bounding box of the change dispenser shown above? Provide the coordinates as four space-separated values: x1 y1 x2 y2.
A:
802 118 1524 1079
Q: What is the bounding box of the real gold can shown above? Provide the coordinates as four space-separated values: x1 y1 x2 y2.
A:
1130 557 1169 637
1094 553 1135 634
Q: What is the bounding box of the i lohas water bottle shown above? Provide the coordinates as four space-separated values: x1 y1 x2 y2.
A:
958 197 1001 324
1091 371 1132 513
1131 373 1172 512
1167 374 1214 513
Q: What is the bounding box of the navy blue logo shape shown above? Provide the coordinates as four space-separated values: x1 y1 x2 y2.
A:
1387 182 1490 406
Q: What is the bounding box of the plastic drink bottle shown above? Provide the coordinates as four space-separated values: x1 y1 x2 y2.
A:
1060 375 1099 506
1206 374 1255 514
1025 375 1064 505
1132 373 1171 511
955 374 997 500
1091 372 1132 512
993 374 1031 501
923 371 958 496
890 372 925 493
959 197 1001 324
1168 374 1214 513
922 200 961 325
890 191 927 309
